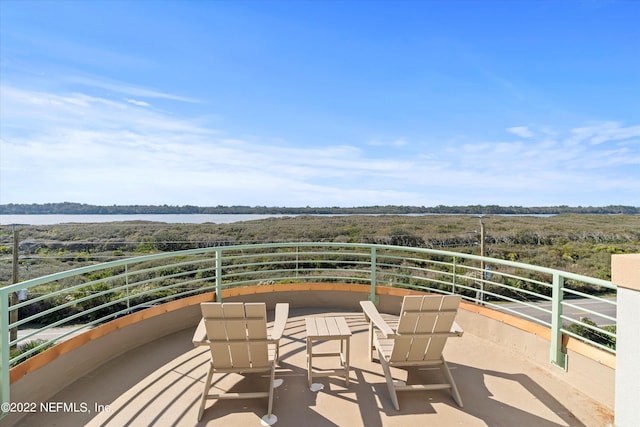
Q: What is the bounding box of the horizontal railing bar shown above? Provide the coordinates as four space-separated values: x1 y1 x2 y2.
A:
3 242 615 293
563 286 618 301
485 301 553 327
561 302 617 324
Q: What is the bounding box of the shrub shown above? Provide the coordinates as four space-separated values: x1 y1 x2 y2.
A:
566 317 616 350
10 339 55 366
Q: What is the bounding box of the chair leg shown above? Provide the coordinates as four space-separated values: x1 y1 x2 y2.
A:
368 321 374 362
267 364 275 416
261 363 278 426
198 362 215 421
378 348 400 411
439 356 463 407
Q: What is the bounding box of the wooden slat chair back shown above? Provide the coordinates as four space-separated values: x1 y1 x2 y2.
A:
194 302 289 425
202 302 270 370
391 295 461 364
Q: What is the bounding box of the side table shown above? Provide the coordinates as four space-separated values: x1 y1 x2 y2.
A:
305 316 352 388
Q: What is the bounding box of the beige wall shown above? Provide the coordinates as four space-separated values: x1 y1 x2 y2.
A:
612 254 640 427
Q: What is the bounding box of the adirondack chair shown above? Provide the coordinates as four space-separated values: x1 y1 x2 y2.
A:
360 295 464 410
193 302 289 425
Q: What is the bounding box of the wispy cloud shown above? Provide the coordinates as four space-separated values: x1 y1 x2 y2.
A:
1 83 638 206
126 99 150 107
507 126 534 138
568 121 640 145
68 75 201 104
368 138 408 147
1 85 208 136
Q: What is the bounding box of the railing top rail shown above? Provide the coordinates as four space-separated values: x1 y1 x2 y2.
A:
0 242 614 294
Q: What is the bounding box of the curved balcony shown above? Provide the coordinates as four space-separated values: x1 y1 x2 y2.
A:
0 243 625 426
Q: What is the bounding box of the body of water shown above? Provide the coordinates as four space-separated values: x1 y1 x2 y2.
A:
0 213 556 226
0 214 295 225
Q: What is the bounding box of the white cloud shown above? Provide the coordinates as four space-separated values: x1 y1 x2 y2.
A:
126 99 150 107
566 122 640 146
69 75 200 103
506 126 534 138
368 138 408 147
1 84 639 207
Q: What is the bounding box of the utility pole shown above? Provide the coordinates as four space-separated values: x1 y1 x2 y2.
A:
479 219 485 270
10 226 19 349
479 219 485 303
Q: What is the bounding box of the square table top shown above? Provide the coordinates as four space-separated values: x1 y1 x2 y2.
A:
305 316 352 339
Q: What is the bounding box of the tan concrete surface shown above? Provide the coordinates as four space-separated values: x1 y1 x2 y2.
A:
10 307 612 427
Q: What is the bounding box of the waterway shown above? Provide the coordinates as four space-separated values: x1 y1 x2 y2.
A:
0 213 556 226
0 214 295 225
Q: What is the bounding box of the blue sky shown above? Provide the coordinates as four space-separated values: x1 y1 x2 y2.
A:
1 0 638 207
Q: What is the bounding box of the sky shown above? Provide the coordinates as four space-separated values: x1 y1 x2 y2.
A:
0 0 639 208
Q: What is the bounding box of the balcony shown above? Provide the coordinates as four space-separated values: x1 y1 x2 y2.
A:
1 243 633 426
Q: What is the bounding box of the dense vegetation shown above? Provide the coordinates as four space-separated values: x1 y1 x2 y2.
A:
1 213 638 285
2 213 633 354
1 202 639 215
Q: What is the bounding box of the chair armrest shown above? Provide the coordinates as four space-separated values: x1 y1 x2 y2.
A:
192 318 208 346
270 303 289 341
451 321 464 337
360 301 395 338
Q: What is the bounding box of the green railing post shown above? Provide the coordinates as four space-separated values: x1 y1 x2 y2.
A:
125 264 130 311
452 257 457 294
550 273 567 370
215 249 222 302
369 246 378 303
1 291 10 419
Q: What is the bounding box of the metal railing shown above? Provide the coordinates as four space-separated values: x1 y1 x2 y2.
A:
0 242 616 416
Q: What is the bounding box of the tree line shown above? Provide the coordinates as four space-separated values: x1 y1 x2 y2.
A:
1 202 638 215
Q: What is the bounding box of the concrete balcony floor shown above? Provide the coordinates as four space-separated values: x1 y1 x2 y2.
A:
13 307 611 427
